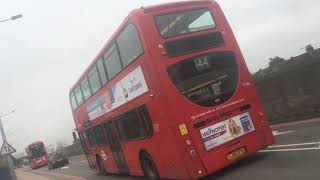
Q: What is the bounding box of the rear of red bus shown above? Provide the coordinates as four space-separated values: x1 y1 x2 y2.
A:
142 1 274 178
26 141 48 169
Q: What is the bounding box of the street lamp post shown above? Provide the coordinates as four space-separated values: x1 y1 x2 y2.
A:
0 14 22 23
0 110 17 180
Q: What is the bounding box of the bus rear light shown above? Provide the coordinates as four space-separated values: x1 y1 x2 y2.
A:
258 112 264 117
186 139 192 146
198 170 202 174
190 149 197 157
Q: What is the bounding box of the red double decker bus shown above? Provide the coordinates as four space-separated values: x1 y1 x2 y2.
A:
69 1 274 179
26 141 48 169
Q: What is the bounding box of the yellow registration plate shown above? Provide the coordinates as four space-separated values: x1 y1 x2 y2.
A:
227 147 246 160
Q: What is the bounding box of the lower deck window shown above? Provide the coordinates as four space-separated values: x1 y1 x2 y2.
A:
116 110 145 141
86 129 97 147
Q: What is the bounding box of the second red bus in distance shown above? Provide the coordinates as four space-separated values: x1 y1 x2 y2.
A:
26 141 49 169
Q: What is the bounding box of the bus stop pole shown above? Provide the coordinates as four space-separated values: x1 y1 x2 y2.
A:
0 117 17 180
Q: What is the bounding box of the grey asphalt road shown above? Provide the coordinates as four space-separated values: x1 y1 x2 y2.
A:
19 118 320 180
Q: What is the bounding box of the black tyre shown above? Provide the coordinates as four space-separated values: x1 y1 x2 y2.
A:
141 153 160 180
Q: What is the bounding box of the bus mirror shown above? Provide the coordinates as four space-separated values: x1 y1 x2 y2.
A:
72 131 78 140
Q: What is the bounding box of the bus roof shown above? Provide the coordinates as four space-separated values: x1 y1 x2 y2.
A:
69 0 215 92
142 0 213 13
28 141 44 147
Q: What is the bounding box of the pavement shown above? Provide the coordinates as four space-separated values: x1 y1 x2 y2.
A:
16 118 320 180
16 169 55 180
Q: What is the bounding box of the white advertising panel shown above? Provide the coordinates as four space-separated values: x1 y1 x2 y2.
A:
106 81 126 110
200 112 255 151
86 66 148 120
86 96 107 121
121 66 148 102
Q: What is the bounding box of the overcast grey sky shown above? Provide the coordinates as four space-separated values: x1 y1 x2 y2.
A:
1 0 319 154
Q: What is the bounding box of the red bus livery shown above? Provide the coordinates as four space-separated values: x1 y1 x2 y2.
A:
69 1 274 179
26 141 48 169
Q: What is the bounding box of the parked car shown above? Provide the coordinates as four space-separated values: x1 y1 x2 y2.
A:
48 152 68 170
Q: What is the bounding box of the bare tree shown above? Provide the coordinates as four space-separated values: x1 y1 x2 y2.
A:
56 140 67 151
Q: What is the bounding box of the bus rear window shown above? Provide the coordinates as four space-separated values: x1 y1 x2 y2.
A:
155 9 216 38
167 52 238 107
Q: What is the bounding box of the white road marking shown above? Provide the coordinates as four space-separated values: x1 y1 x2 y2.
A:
268 142 320 148
272 130 293 136
60 166 69 169
260 147 320 152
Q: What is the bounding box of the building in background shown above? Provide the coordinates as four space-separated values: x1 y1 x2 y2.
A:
253 45 320 122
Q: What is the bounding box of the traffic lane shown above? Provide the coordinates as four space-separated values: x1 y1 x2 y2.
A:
35 149 320 180
35 156 140 180
272 119 320 145
203 149 320 180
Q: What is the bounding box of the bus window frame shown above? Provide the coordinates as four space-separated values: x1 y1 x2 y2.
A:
74 85 84 106
88 65 103 95
102 42 123 81
70 22 145 111
80 76 92 101
113 105 153 143
116 23 144 68
86 128 98 147
153 8 217 39
93 124 110 147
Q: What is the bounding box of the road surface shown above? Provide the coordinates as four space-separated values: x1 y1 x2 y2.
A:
16 118 320 180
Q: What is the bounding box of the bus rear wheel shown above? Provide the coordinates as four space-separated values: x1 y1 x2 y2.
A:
141 153 159 180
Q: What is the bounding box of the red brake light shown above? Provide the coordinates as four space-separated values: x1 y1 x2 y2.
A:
259 111 264 117
186 140 192 146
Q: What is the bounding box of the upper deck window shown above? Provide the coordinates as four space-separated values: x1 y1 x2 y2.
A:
88 66 101 94
117 24 143 67
70 92 77 110
81 77 92 100
103 44 122 80
155 9 216 38
71 24 144 110
167 52 238 107
97 58 108 85
75 86 84 106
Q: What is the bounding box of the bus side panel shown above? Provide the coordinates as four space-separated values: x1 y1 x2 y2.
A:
120 138 157 176
95 146 119 174
139 13 201 179
151 88 201 179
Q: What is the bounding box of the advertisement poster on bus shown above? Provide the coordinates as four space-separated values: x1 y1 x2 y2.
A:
86 96 107 121
86 66 148 120
200 112 255 151
121 66 148 102
106 81 126 110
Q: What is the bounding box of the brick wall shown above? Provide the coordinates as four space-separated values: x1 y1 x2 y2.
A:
61 141 84 157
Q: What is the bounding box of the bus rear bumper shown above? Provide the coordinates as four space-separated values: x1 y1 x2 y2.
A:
201 129 274 177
